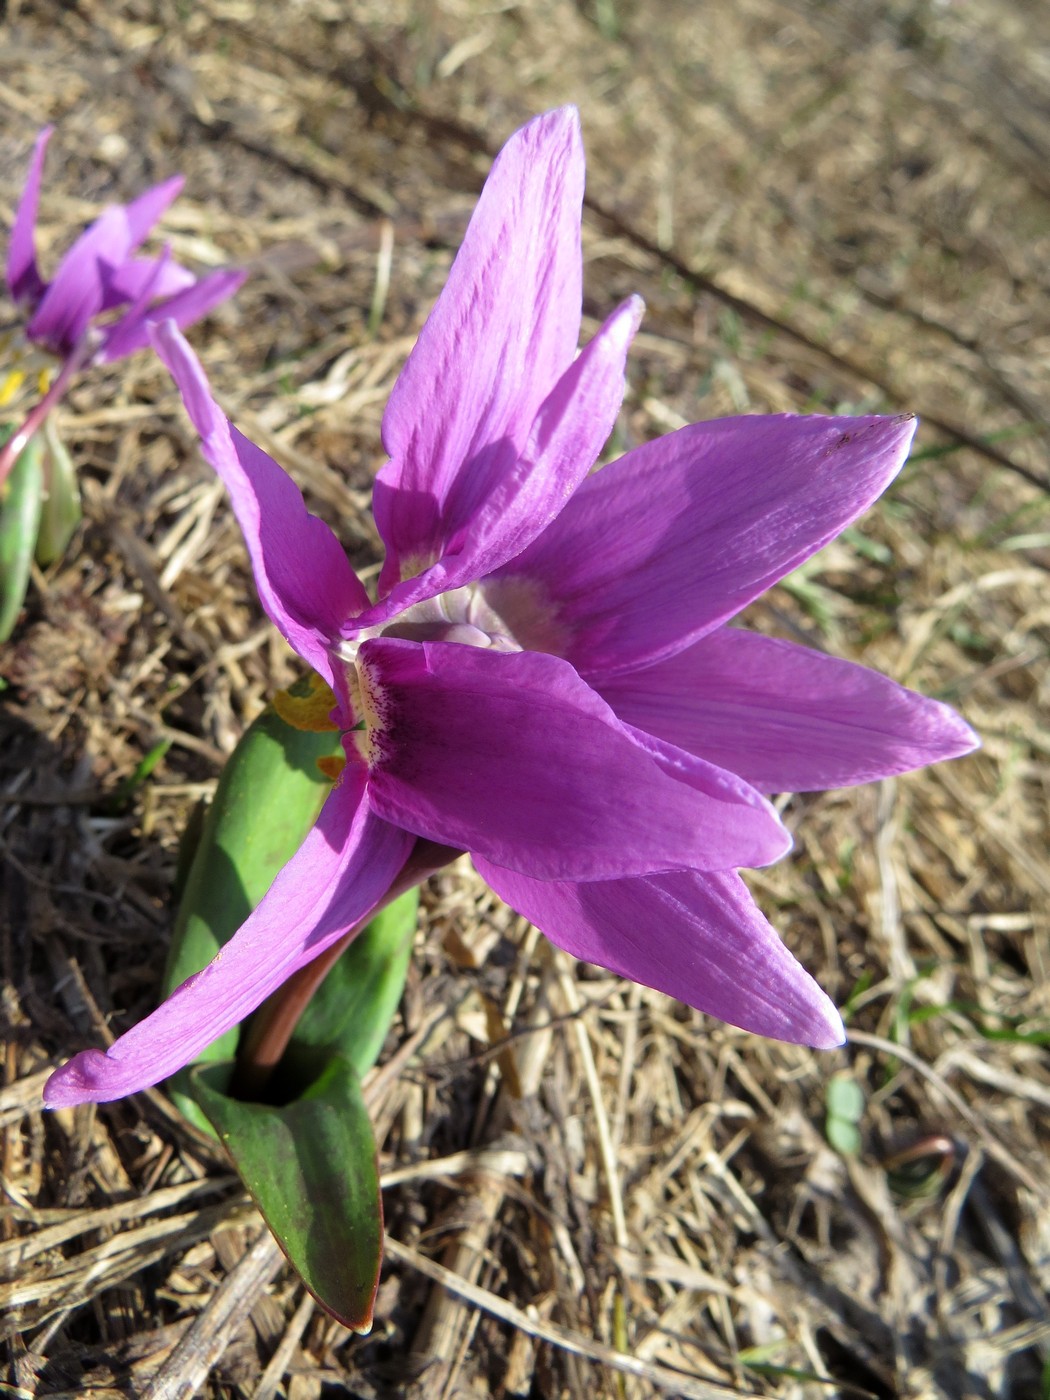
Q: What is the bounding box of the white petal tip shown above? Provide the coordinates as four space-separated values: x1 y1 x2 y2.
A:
808 998 847 1050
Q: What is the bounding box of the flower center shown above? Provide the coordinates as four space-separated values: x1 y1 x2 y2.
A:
332 576 570 754
335 582 526 665
384 585 525 651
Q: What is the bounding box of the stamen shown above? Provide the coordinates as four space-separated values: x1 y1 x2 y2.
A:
0 369 26 408
272 672 340 733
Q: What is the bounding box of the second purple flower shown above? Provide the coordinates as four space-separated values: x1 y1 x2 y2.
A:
1 126 246 489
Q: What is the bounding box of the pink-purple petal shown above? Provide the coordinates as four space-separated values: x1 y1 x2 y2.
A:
598 628 980 793
107 174 186 252
95 246 184 358
462 296 641 572
27 175 185 355
499 412 918 677
6 126 50 307
44 764 414 1106
358 638 790 880
151 321 368 703
375 107 585 592
475 860 845 1049
101 267 247 362
356 295 641 631
98 253 197 311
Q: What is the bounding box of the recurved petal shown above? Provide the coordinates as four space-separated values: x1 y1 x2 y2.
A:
101 267 247 361
6 126 50 307
98 252 196 310
500 412 917 677
108 174 187 252
475 860 845 1049
151 321 368 703
358 638 790 880
27 176 185 355
375 107 585 593
359 296 641 630
598 628 980 793
93 246 187 361
44 764 414 1106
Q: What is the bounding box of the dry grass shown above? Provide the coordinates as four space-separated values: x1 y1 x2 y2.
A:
1 0 1048 1396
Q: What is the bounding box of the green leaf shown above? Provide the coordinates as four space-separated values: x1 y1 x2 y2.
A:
35 416 81 566
106 738 172 812
191 1056 382 1333
173 798 209 904
164 705 340 1131
826 1116 862 1157
826 1074 865 1157
0 427 45 642
281 887 419 1087
826 1074 865 1124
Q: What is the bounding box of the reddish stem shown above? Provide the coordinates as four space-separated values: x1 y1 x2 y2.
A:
231 840 461 1101
0 344 87 488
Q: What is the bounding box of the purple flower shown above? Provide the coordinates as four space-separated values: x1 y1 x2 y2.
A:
44 108 977 1108
1 127 245 482
7 126 245 363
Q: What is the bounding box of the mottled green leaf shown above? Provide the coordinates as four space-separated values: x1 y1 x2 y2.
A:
192 1056 382 1332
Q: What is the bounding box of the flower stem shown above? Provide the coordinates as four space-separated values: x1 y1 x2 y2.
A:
231 840 461 1101
0 344 87 489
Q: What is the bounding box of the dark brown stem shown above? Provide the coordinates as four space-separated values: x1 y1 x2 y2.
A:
231 840 461 1101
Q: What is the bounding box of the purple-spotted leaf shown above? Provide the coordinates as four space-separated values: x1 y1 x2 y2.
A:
191 1056 382 1333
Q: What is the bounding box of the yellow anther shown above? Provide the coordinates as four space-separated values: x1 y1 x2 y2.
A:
0 369 26 408
272 672 340 733
316 753 346 783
